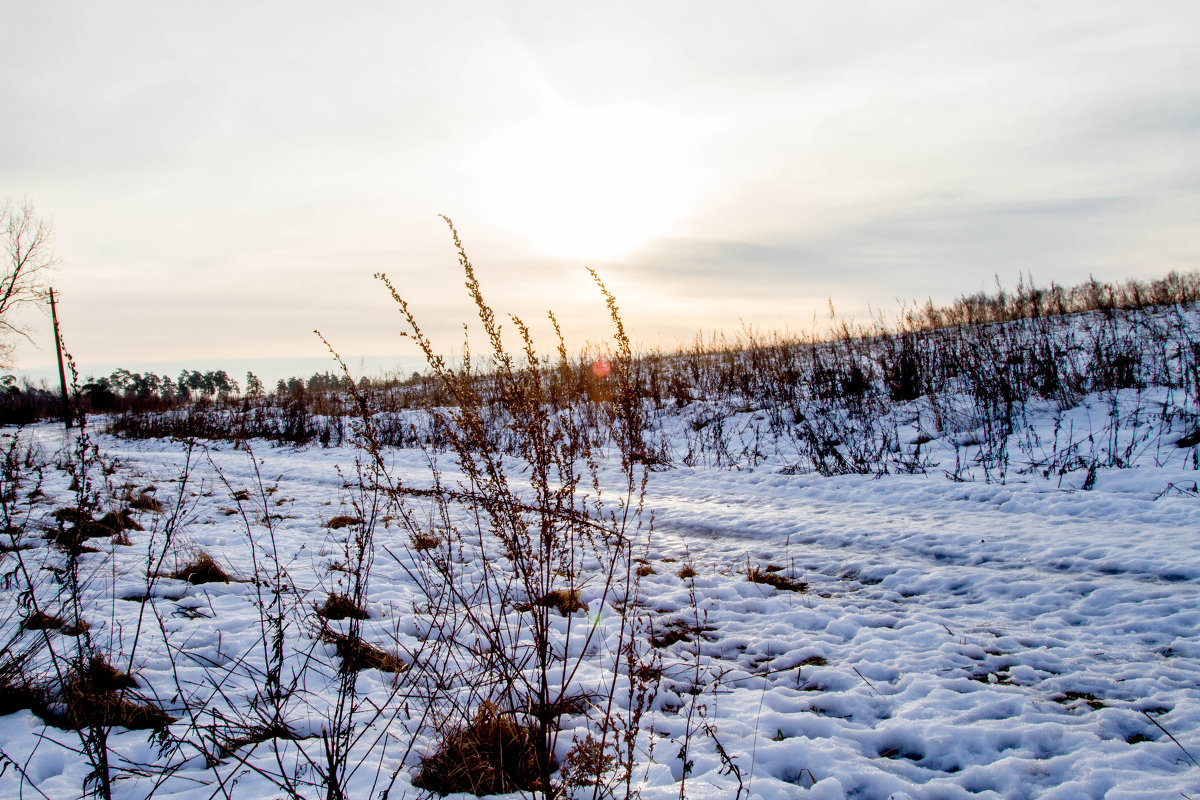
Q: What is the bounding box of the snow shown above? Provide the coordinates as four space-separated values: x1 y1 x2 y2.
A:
1 412 1198 799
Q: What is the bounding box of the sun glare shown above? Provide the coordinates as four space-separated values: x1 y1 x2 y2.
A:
481 108 695 262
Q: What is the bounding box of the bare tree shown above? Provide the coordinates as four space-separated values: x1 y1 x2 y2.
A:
0 199 59 367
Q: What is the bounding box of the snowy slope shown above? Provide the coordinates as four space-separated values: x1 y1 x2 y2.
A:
0 422 1197 799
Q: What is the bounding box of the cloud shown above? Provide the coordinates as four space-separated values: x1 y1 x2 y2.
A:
617 191 1197 322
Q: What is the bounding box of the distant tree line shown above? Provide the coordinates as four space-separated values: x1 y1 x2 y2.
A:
0 367 399 426
1 368 323 425
2 270 1198 431
80 369 241 412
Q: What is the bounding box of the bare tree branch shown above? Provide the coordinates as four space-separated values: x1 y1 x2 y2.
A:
0 198 59 367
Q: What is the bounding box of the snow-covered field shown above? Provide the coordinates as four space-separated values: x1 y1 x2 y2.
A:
1 417 1198 799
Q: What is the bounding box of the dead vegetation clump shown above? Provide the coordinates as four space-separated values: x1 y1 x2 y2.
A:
164 551 232 584
1176 428 1200 448
410 533 440 551
677 564 696 580
215 721 305 760
21 609 67 631
45 528 99 554
48 507 142 552
413 703 552 797
325 514 361 529
649 619 714 649
125 490 163 512
515 589 586 616
315 592 368 620
50 655 174 731
747 565 808 592
562 734 617 789
321 629 405 673
61 619 91 637
0 651 43 718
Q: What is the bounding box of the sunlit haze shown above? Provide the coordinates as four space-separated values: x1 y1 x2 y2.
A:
3 1 1198 384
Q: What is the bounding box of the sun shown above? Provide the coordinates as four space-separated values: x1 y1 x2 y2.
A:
481 107 695 262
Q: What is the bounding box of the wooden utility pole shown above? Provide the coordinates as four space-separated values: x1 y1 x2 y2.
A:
49 288 71 432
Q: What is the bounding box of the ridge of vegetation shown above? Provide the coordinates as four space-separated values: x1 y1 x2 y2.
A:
21 269 1191 486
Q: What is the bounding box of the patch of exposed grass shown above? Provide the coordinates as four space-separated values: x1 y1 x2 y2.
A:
49 655 174 731
410 533 440 551
413 703 552 797
1052 691 1106 710
649 619 714 649
321 629 405 673
216 721 306 760
315 592 368 620
165 551 232 584
125 489 163 512
748 565 807 592
0 651 42 718
21 610 67 632
516 589 585 617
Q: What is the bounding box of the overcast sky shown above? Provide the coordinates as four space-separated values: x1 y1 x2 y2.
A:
3 1 1198 383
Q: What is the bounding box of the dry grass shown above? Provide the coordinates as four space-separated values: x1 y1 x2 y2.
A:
413 703 551 797
410 533 440 551
61 619 91 637
52 655 174 731
48 507 142 552
216 721 304 760
677 564 696 580
516 589 586 617
0 652 43 718
325 514 361 530
315 592 368 621
649 619 714 649
21 609 67 632
747 565 807 592
321 629 406 673
125 491 163 512
165 551 232 584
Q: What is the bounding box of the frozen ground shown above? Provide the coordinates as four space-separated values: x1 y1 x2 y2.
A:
1 422 1198 799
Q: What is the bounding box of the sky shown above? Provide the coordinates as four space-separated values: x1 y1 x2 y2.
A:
2 1 1198 384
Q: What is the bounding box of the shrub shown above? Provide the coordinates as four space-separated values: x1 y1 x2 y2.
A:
362 218 655 798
